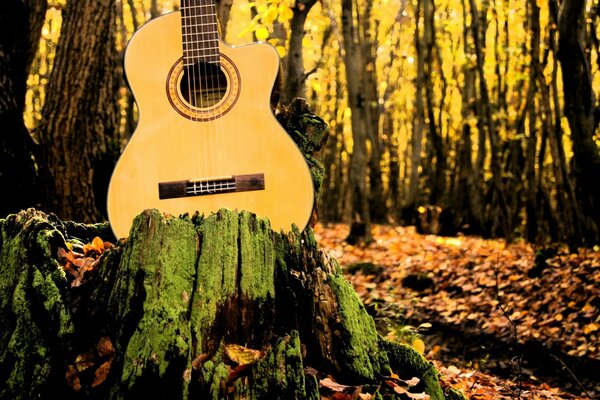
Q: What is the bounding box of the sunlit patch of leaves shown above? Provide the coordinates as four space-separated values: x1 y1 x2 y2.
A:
436 362 583 399
315 223 600 399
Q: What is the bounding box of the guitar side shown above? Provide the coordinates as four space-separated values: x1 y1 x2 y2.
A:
107 12 314 238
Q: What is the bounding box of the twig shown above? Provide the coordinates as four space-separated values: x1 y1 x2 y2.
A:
550 354 594 399
494 258 523 400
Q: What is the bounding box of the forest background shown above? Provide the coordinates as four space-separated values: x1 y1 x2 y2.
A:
1 0 600 247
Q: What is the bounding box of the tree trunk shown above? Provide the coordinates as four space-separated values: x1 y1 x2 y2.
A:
556 0 600 245
216 0 234 38
0 208 463 400
0 0 47 216
404 0 426 217
341 0 373 244
36 0 120 223
280 0 318 105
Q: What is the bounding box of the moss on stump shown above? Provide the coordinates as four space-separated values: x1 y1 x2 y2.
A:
0 208 461 399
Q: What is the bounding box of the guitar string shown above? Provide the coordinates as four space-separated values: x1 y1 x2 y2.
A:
210 0 225 195
183 0 199 192
192 0 209 187
197 0 210 185
200 0 212 187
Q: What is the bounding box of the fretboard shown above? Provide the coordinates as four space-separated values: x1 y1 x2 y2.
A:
181 0 220 66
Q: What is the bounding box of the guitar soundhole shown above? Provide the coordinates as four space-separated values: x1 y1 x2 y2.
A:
180 62 228 108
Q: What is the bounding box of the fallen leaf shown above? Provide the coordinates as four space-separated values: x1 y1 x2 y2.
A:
224 344 264 366
91 360 112 387
65 365 81 392
96 336 115 359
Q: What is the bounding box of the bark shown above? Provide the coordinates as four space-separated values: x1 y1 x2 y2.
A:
216 0 234 38
556 0 600 245
36 0 120 223
468 0 512 238
404 0 426 215
361 1 388 224
449 0 484 234
341 0 373 244
545 0 585 245
0 0 47 216
525 0 541 243
276 98 330 225
320 58 347 224
280 0 319 105
0 208 463 400
422 0 447 205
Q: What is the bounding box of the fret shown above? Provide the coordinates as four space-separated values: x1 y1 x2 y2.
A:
180 0 220 65
183 57 220 66
182 32 219 37
182 4 213 7
181 18 218 26
183 44 219 50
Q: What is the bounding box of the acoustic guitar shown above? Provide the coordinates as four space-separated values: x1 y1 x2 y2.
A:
107 0 314 238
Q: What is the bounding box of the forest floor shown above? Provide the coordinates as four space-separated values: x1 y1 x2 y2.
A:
314 223 600 400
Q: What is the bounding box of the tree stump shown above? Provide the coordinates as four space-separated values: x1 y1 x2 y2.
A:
0 208 464 399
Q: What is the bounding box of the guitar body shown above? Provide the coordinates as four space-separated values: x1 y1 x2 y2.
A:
107 12 314 238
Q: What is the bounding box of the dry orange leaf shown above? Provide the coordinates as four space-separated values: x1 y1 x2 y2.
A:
65 365 81 392
91 360 113 388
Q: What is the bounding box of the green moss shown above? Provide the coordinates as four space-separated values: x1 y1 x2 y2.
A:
444 387 468 400
238 211 275 302
0 210 74 399
250 332 308 399
189 209 240 351
210 362 229 400
327 274 389 380
31 268 74 338
379 339 445 400
113 210 196 398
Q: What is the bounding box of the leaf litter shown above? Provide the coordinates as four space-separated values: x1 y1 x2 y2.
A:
315 223 600 399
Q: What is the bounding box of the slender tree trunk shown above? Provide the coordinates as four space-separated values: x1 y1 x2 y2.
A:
216 0 234 38
422 0 447 205
118 0 139 141
525 0 541 242
36 0 120 223
0 0 47 216
320 52 347 224
360 1 388 223
450 0 484 234
405 0 426 217
281 0 318 105
469 0 512 238
341 0 372 243
556 0 600 245
545 0 584 244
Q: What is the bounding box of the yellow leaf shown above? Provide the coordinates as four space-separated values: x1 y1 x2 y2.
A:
92 236 104 252
411 337 425 354
276 45 287 58
255 24 269 41
279 4 293 22
224 344 264 366
584 323 599 335
554 313 563 322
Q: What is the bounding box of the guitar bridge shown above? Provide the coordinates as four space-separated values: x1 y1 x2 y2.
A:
158 173 265 199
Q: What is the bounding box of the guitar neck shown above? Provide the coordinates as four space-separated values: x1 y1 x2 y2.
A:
180 0 220 66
